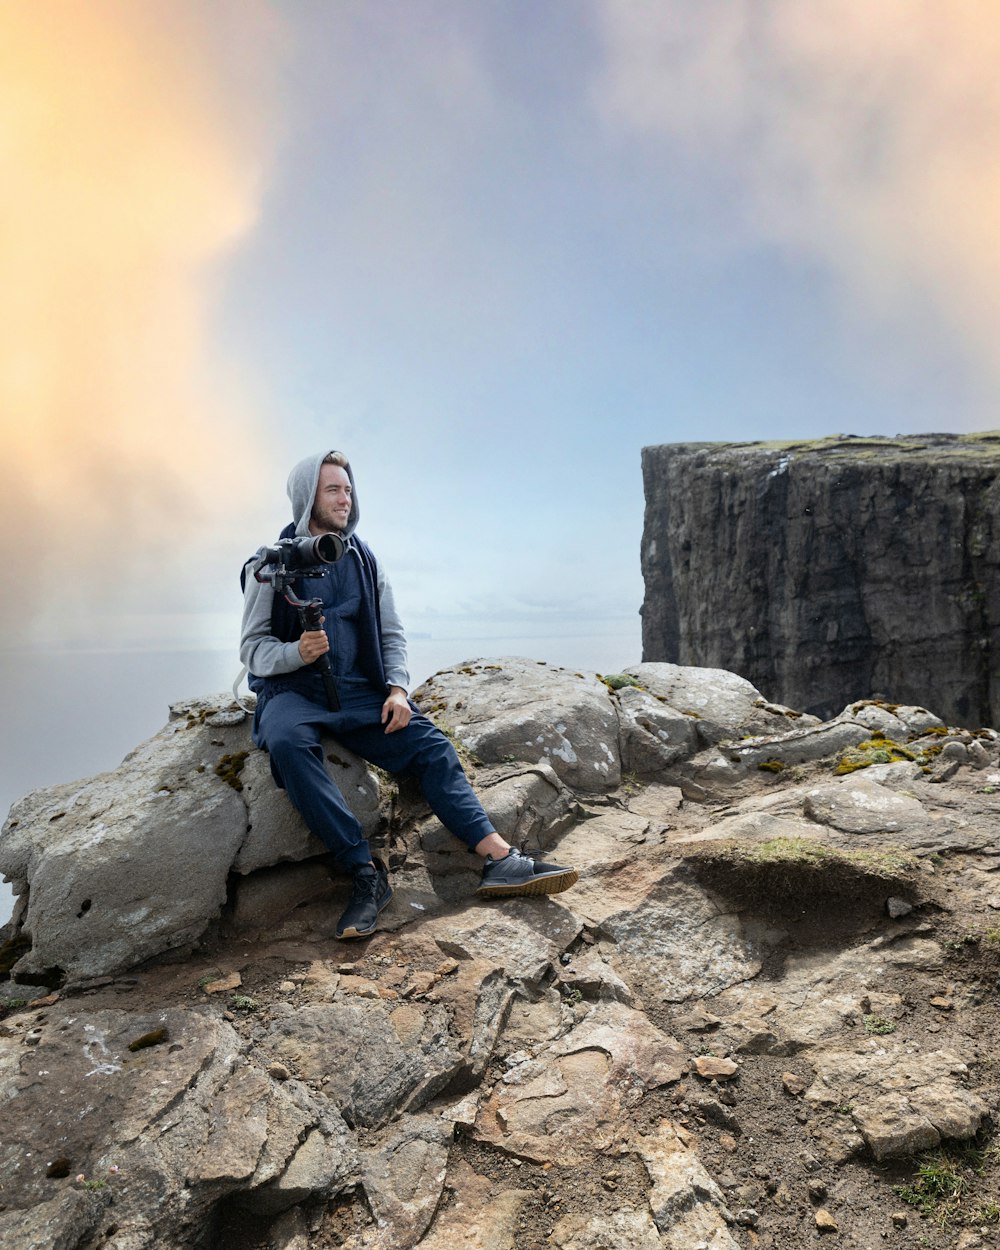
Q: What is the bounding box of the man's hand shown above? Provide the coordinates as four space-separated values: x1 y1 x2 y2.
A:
381 687 412 734
298 626 329 663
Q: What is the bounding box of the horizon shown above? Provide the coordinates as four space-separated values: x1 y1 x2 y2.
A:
4 4 999 919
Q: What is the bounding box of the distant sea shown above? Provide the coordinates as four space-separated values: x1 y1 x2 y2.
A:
0 621 640 926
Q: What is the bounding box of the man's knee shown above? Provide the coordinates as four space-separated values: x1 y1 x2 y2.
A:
260 704 321 764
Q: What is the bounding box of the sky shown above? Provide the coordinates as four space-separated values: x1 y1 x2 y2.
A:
3 1 1000 917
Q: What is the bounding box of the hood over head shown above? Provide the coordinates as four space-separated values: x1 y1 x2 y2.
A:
287 450 359 539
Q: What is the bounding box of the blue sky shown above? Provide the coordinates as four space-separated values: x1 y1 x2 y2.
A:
2 2 999 916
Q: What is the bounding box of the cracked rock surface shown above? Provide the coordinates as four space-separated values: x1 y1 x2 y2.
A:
3 660 1000 1249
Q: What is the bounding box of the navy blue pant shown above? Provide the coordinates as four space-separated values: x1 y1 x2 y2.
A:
253 681 495 869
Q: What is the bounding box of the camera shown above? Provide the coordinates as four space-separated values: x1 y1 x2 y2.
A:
254 533 346 572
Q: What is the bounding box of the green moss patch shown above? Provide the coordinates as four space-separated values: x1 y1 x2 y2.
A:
597 673 645 692
214 751 249 791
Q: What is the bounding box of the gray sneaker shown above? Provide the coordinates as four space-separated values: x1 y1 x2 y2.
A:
476 848 578 898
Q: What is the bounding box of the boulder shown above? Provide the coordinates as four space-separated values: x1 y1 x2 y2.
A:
0 713 248 981
623 662 800 744
414 658 622 791
614 684 699 775
803 777 928 835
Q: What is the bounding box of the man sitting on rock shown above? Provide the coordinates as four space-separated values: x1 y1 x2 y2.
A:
240 450 578 939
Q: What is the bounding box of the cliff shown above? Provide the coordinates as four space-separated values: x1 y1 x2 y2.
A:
3 661 1000 1250
640 431 1000 722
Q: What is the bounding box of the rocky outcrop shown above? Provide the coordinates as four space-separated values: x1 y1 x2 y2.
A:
640 431 1000 723
3 658 1000 1249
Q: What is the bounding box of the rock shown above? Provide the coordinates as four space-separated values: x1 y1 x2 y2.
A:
0 1190 109 1250
623 783 685 818
557 949 636 1005
6 655 1000 1247
894 705 945 734
473 1002 685 1164
592 866 764 1004
941 740 969 764
815 1207 838 1232
614 683 699 774
424 899 580 987
550 1000 687 1089
202 971 242 993
623 662 796 745
263 1000 462 1129
968 740 992 769
640 434 1000 724
804 1046 988 1160
0 1004 359 1235
417 1160 532 1250
551 810 662 873
637 1120 741 1249
413 658 622 791
890 1210 908 1228
0 695 388 980
694 1056 739 1081
844 702 908 737
803 777 927 835
727 719 871 769
418 761 579 863
550 1209 663 1249
228 862 337 934
0 712 248 980
360 1115 451 1248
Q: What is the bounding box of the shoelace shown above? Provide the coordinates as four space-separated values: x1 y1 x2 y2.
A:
351 870 379 901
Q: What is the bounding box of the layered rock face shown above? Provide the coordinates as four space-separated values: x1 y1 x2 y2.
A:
641 432 1000 722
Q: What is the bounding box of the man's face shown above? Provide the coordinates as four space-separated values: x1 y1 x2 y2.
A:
310 463 353 533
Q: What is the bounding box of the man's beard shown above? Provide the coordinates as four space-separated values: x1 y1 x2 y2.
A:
311 507 348 532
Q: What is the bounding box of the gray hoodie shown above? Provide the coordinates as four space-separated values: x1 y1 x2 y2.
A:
239 451 410 691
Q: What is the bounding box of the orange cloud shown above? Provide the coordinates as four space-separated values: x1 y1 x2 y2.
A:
594 0 1000 388
0 2 283 643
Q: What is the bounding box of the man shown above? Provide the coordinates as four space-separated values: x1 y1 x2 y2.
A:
240 450 578 939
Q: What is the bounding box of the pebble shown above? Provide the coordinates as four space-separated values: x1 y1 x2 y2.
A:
887 897 913 918
807 1179 827 1202
267 1062 291 1081
782 1071 808 1097
890 1211 907 1228
278 980 296 994
929 995 953 1010
815 1208 838 1232
735 1209 759 1227
694 1055 739 1081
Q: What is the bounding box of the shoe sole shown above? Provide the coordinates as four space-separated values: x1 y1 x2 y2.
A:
336 888 394 940
476 869 579 899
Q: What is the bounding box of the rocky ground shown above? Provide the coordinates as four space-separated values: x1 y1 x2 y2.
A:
2 659 1000 1250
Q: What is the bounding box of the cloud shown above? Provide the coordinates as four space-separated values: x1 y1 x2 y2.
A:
0 1 285 644
592 0 1000 386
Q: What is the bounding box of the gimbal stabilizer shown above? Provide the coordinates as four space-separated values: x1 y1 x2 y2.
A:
251 534 346 711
